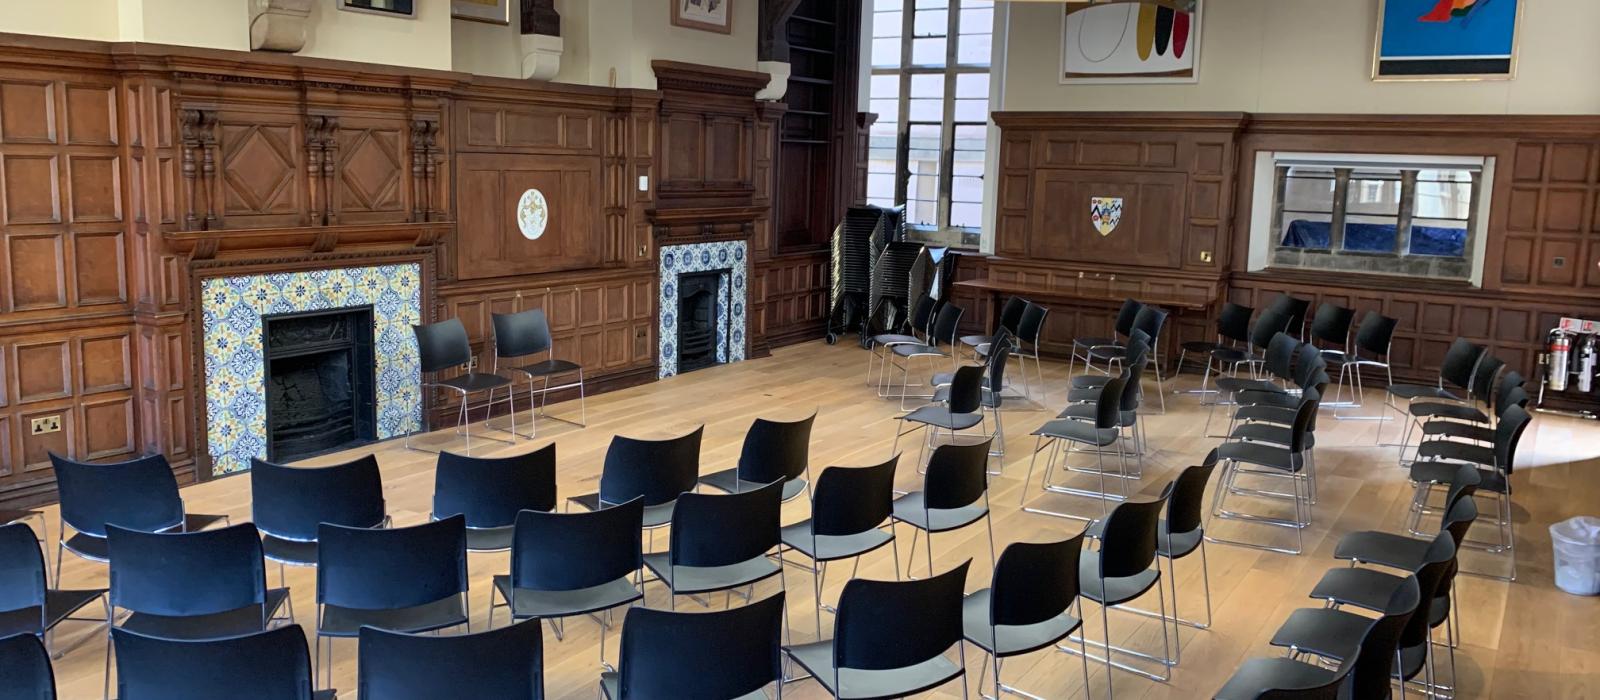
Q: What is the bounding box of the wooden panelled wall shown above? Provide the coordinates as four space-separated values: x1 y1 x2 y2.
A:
0 35 833 509
989 112 1600 406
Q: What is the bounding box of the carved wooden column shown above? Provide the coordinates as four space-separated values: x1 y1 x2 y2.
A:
178 108 219 231
410 119 441 222
304 115 338 226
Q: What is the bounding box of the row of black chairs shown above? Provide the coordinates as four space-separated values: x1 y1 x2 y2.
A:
1070 297 1171 413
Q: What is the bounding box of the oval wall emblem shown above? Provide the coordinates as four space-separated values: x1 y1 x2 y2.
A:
517 188 548 240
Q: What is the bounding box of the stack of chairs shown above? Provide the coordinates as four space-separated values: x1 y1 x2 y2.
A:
826 205 900 347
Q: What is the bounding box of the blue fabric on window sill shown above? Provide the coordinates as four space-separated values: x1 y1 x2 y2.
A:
1281 220 1466 257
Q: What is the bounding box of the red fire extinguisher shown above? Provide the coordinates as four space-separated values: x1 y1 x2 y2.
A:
1549 329 1572 392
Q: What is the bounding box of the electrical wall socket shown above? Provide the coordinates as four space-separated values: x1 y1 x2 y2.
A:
30 415 61 435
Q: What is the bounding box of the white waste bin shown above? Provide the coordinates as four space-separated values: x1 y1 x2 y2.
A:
1550 516 1600 596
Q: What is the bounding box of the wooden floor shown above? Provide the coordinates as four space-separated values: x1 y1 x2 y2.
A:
35 340 1600 699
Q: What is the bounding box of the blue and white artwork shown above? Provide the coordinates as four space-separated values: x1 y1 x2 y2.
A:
1375 0 1519 79
657 241 748 379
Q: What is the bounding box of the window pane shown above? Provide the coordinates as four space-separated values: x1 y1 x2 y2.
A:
907 123 942 162
869 98 899 123
1280 213 1333 250
1414 179 1472 220
871 38 901 68
959 7 993 33
868 147 898 171
873 11 902 38
908 98 943 121
907 198 938 226
873 0 902 11
867 172 896 199
870 75 899 100
1281 166 1336 214
1345 173 1401 216
950 202 983 228
955 73 988 98
1408 219 1469 257
915 0 948 9
909 73 944 99
1343 215 1400 253
952 176 983 203
957 33 991 65
914 9 948 36
912 38 947 66
953 98 988 122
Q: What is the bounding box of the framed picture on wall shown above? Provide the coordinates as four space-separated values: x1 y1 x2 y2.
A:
1373 0 1521 80
672 0 733 35
340 0 417 18
1061 0 1201 84
452 0 511 25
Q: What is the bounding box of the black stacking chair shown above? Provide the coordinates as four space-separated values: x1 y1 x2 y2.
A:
111 625 333 700
314 515 469 687
567 427 702 532
1209 389 1320 555
1213 654 1355 700
105 523 289 641
491 308 588 432
1214 304 1295 383
1071 298 1142 377
1177 301 1255 397
409 318 516 453
1398 353 1504 465
1266 575 1422 700
779 456 900 638
1405 404 1531 580
892 364 986 470
0 632 55 700
489 498 643 669
1088 304 1170 413
1413 371 1526 447
48 452 227 573
359 617 544 700
784 561 970 699
700 412 816 501
1308 302 1355 357
1 510 49 585
1338 465 1480 572
605 593 785 700
1070 486 1176 689
963 536 1091 700
885 304 965 409
1330 310 1398 417
1021 371 1130 521
1265 293 1312 340
961 295 1027 359
891 441 996 578
933 334 1014 463
644 480 786 612
1063 330 1152 478
250 454 387 579
0 523 106 658
432 444 557 552
996 301 1050 400
1205 331 1299 436
1379 337 1483 445
865 293 938 387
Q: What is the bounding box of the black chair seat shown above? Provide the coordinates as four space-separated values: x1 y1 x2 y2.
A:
1409 461 1505 494
1216 377 1281 395
891 493 988 534
1230 423 1315 450
930 385 1000 409
1086 345 1127 362
1181 340 1223 354
1308 567 1410 614
319 595 467 638
437 372 513 393
120 588 291 640
1234 389 1300 409
901 406 983 431
1079 552 1159 607
785 639 963 700
1031 419 1118 447
1410 401 1487 423
1055 402 1134 429
1387 383 1458 401
1333 531 1434 571
641 554 781 596
698 468 808 501
566 493 677 529
871 333 920 347
1421 420 1494 443
891 343 942 358
61 532 111 561
261 534 319 567
492 575 642 619
1209 347 1254 364
1073 336 1114 349
1415 440 1494 466
961 589 1082 657
1082 518 1200 558
509 358 581 377
959 334 997 348
0 587 105 637
599 672 767 700
1068 374 1114 391
779 524 894 563
1268 607 1367 661
465 525 516 552
1212 657 1337 700
1231 404 1297 425
1216 441 1300 472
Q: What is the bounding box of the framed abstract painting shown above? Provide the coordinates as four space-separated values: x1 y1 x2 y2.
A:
1061 0 1201 84
1373 0 1521 80
672 0 733 35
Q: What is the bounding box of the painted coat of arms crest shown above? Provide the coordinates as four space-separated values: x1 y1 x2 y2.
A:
1090 196 1123 236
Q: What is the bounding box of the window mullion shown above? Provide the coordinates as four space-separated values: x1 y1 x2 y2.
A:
894 0 915 207
938 0 961 230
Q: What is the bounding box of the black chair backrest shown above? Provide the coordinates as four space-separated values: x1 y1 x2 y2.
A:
946 364 987 415
1097 484 1172 580
510 498 642 593
908 293 937 336
1494 371 1527 415
617 592 785 699
491 308 555 360
990 535 1084 629
413 318 473 374
1440 463 1482 522
997 297 1028 335
358 617 544 700
1348 576 1421 699
317 515 467 610
670 480 783 569
1167 451 1219 537
834 560 970 671
50 452 183 537
736 413 815 484
1216 302 1255 344
1094 371 1130 430
1468 354 1505 404
1017 303 1049 345
1119 331 1152 413
1442 494 1479 549
1352 311 1398 359
250 454 386 542
1256 657 1355 700
1110 298 1143 340
1266 293 1311 337
1261 333 1299 382
1498 385 1530 418
1398 533 1458 652
0 524 47 634
811 457 898 538
1249 307 1295 351
923 440 992 510
0 632 55 700
1309 302 1355 349
929 304 964 347
1288 388 1322 455
1438 338 1485 392
599 427 702 507
984 328 1015 399
1494 405 1532 474
1130 305 1168 347
112 625 319 700
433 444 557 530
107 522 269 621
1293 342 1328 389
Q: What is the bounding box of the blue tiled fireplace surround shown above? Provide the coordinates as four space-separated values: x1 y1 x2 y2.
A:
658 240 748 378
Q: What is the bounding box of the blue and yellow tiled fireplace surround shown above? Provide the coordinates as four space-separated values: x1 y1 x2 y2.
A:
199 263 423 476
